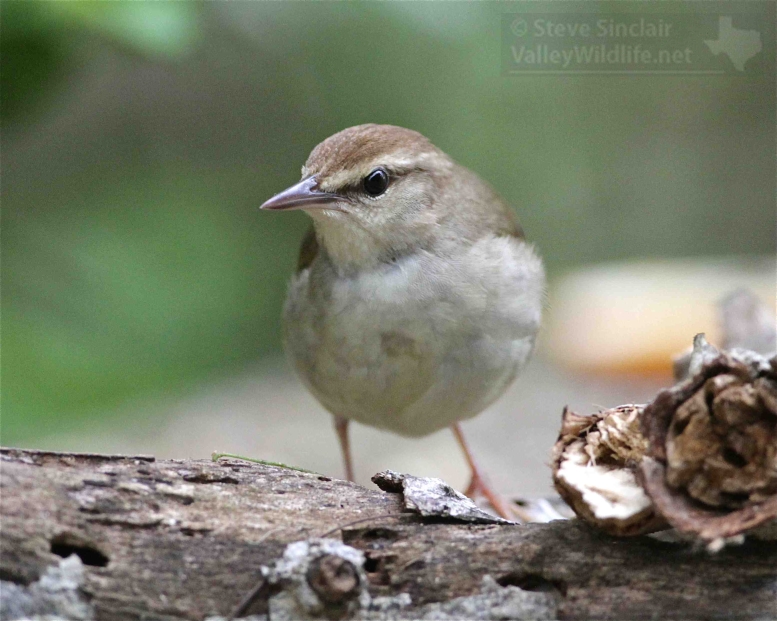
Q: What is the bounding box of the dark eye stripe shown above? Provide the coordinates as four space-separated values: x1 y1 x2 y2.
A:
363 167 389 197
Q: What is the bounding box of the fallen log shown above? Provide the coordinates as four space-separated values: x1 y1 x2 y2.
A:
1 447 776 620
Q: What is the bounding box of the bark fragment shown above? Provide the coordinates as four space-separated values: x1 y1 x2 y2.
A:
551 405 666 536
371 471 514 525
639 337 777 542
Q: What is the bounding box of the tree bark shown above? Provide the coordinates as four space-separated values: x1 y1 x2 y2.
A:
2 447 775 621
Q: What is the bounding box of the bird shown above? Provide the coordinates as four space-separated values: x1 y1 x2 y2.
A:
260 124 545 520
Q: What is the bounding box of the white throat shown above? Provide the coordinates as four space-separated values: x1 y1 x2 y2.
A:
310 211 385 273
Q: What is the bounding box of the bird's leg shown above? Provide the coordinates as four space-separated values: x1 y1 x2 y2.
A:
451 423 531 522
334 416 355 482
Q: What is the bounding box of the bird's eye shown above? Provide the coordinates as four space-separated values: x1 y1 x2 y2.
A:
363 168 390 197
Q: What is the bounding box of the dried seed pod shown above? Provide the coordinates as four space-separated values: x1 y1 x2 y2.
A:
552 405 667 536
639 336 777 542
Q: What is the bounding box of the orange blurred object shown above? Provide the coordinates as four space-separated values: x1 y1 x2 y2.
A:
544 257 776 377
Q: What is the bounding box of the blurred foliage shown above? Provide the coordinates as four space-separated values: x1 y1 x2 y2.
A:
2 2 774 445
1 1 199 123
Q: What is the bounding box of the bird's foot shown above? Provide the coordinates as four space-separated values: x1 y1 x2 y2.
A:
451 423 533 522
464 472 532 523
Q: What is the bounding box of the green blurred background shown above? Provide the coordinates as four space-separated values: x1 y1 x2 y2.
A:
2 2 775 488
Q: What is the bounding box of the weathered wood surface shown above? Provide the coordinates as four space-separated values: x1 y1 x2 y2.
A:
2 448 776 620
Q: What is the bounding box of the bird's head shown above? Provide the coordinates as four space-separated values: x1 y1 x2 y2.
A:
261 124 518 272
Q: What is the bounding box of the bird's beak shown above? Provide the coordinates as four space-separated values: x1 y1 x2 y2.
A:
260 176 343 211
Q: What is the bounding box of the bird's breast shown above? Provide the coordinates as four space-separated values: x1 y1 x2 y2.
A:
282 236 545 436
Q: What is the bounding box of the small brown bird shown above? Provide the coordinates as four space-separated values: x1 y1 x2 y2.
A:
261 124 545 519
